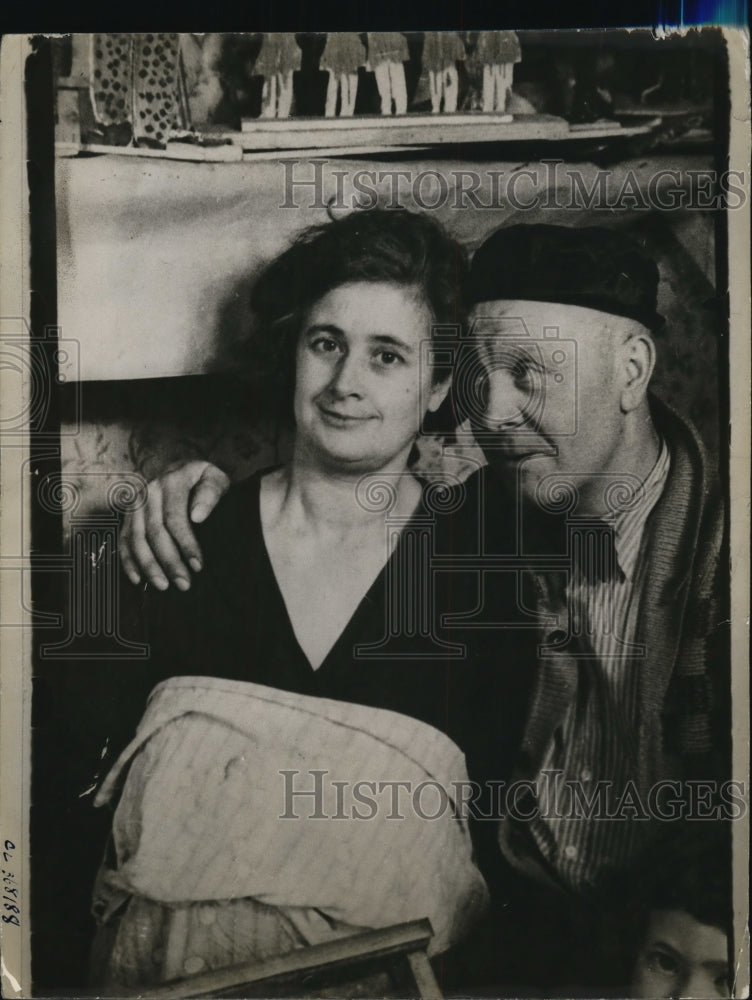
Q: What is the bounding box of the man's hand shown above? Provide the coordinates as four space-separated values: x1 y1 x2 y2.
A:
120 461 230 591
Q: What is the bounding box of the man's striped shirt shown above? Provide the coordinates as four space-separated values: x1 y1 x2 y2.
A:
505 439 671 891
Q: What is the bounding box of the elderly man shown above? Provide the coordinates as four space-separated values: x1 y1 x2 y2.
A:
445 224 728 990
117 224 728 991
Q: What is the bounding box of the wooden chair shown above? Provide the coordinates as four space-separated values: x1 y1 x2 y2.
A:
117 918 443 999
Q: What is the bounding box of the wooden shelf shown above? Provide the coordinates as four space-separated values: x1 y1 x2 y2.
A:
56 114 663 161
56 140 243 162
237 112 564 150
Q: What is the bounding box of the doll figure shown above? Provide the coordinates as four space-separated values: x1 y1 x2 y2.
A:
178 33 225 128
253 33 301 118
319 33 367 117
89 33 184 145
422 32 466 113
475 31 521 112
366 33 409 115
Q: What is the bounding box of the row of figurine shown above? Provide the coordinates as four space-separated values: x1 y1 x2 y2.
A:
82 32 522 146
255 32 521 118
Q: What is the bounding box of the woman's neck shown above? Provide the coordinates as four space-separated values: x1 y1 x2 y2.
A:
270 445 420 536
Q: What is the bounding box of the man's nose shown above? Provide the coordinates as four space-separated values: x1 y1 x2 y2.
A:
482 368 531 428
329 352 364 397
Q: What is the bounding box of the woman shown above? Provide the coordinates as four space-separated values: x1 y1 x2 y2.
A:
92 209 532 991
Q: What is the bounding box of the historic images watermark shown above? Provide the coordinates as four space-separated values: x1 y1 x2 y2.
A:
0 317 149 656
279 159 747 212
279 770 747 823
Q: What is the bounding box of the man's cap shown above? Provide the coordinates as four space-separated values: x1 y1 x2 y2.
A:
468 224 664 332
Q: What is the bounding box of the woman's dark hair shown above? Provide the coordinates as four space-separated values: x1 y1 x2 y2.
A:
241 207 468 424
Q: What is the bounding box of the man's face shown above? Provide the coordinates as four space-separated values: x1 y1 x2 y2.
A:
631 909 729 998
467 299 629 515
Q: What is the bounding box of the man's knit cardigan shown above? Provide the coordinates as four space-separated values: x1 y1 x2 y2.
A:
513 394 729 792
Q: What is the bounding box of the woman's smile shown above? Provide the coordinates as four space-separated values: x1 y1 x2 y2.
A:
317 403 378 427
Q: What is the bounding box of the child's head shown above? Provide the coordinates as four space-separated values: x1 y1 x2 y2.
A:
604 822 732 998
631 907 729 999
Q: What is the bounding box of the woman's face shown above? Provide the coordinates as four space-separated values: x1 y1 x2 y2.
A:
294 281 450 473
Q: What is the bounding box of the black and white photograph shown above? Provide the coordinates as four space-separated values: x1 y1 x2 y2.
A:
0 27 749 999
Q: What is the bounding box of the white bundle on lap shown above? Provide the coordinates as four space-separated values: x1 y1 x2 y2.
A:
92 676 489 987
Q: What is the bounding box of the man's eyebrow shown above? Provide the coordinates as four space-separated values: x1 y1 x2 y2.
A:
485 342 546 370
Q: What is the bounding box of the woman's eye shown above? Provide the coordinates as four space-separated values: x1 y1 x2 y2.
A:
311 337 341 354
646 951 679 976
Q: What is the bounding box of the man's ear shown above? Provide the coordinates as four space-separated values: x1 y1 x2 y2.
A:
427 374 453 413
620 327 656 412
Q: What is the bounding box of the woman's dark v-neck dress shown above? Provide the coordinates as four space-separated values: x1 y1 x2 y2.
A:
34 468 538 990
111 470 532 791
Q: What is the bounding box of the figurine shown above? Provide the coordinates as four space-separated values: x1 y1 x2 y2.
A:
253 33 301 118
474 31 521 112
366 33 409 115
178 33 225 128
89 33 184 145
422 32 466 114
319 33 367 117
90 33 133 133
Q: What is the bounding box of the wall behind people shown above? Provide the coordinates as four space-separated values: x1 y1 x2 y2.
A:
56 153 721 526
